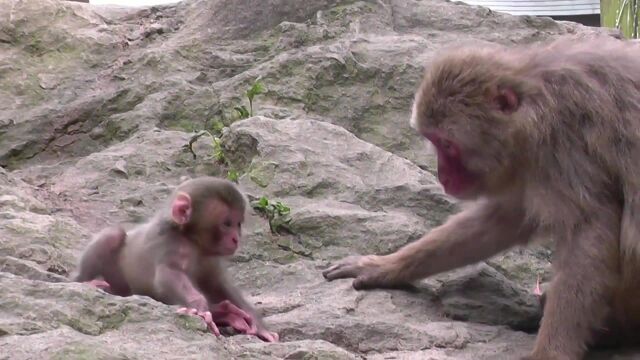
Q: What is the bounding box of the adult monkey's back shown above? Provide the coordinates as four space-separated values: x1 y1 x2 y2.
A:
323 36 640 359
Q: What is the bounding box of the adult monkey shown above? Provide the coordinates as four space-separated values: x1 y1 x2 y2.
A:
323 36 640 359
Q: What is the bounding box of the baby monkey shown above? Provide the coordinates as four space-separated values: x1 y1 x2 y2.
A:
73 176 278 342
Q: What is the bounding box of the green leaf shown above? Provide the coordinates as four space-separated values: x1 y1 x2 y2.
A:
246 81 266 102
234 106 250 119
274 202 290 215
227 170 239 182
210 120 225 133
212 137 225 162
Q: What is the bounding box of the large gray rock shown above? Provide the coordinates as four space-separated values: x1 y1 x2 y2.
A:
0 0 632 358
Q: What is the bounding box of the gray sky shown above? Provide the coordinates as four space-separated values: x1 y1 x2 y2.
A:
90 0 180 6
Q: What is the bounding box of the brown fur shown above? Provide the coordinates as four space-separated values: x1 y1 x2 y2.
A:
323 36 640 359
73 176 278 342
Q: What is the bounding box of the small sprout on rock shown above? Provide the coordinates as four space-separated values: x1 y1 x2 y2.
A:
252 196 293 234
212 137 226 164
183 131 227 165
234 105 250 120
232 80 266 120
184 130 213 159
246 80 266 117
210 120 225 133
227 169 239 183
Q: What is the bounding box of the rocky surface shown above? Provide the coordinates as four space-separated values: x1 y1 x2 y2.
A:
0 0 636 358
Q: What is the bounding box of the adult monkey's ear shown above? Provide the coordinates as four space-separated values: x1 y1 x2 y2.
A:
492 85 520 114
489 74 540 114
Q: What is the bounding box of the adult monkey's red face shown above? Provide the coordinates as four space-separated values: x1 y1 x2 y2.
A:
409 52 524 200
421 129 478 199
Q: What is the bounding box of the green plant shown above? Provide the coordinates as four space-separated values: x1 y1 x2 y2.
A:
227 169 239 182
246 80 266 117
183 130 227 164
212 137 225 163
233 105 250 120
209 119 225 133
229 80 268 121
252 196 292 234
183 80 266 158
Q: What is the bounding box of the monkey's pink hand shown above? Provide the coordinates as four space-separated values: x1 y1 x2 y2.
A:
177 307 220 337
84 279 112 292
255 328 279 342
322 255 397 290
210 300 254 334
210 301 279 342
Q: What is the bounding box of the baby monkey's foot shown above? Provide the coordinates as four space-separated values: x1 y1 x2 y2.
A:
177 307 220 336
210 300 279 342
210 300 254 334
